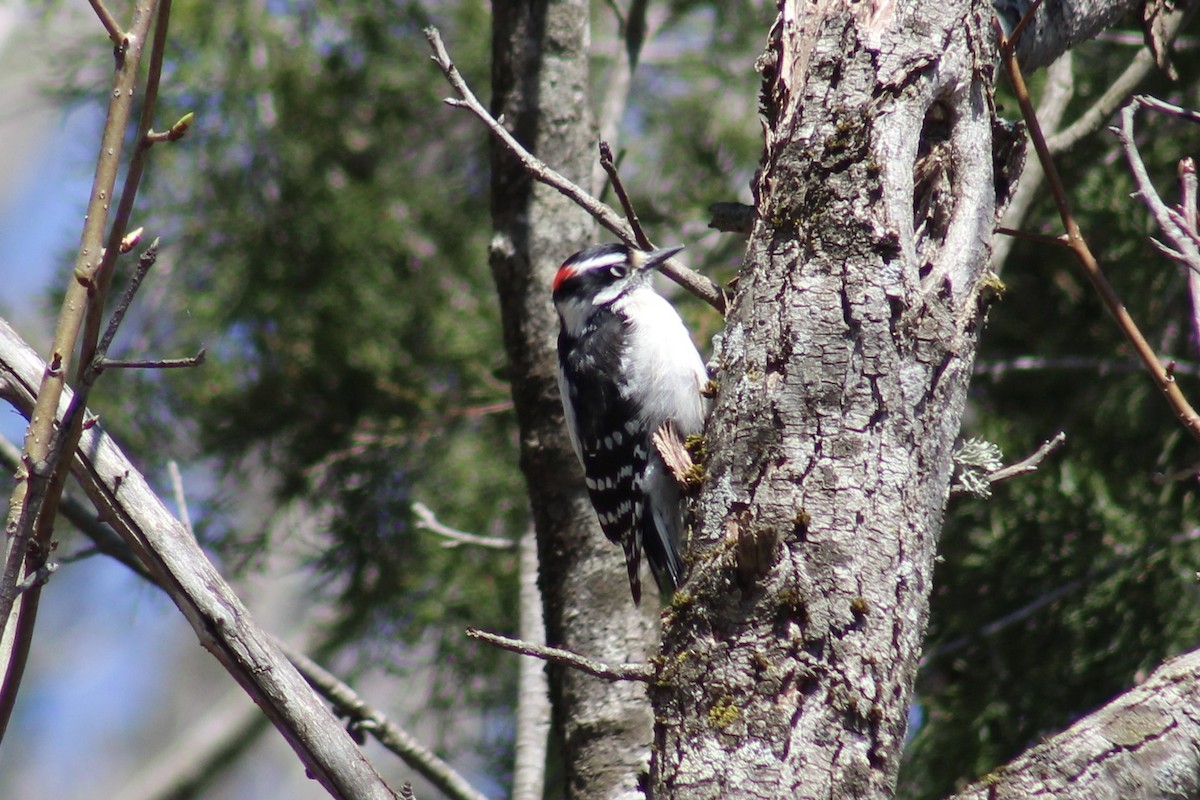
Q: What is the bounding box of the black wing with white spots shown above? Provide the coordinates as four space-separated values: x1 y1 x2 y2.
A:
557 307 650 603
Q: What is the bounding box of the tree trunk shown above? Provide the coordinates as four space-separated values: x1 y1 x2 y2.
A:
489 3 658 799
652 1 1001 796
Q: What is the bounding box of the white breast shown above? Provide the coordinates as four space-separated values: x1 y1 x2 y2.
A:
613 287 708 436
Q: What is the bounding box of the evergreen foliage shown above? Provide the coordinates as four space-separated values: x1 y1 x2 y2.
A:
903 28 1200 798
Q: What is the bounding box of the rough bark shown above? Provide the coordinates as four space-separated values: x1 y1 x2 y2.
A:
951 647 1200 800
652 1 1001 797
1003 0 1140 71
488 3 658 799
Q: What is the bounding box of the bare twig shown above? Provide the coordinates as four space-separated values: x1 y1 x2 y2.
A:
975 355 1200 381
999 25 1200 441
94 240 160 370
467 628 653 682
5 436 469 800
424 26 726 313
1046 5 1194 155
1004 0 1045 48
994 226 1068 247
0 437 153 582
1135 95 1200 124
0 319 397 798
0 0 168 741
98 351 207 370
1179 158 1200 352
88 0 124 43
985 432 1067 486
411 502 513 550
276 639 490 800
1116 101 1200 272
598 141 650 249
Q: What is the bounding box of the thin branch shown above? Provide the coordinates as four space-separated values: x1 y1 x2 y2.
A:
0 0 168 742
985 432 1067 486
1116 101 1200 271
992 52 1074 272
411 502 513 550
1045 4 1195 155
994 226 1069 247
1136 94 1200 124
1179 157 1200 353
0 319 397 798
88 0 124 43
999 27 1200 441
467 628 653 682
598 141 650 249
1005 0 1045 50
975 355 1200 380
98 351 207 370
424 26 726 314
276 639 491 800
0 437 154 582
94 239 160 369
6 438 435 800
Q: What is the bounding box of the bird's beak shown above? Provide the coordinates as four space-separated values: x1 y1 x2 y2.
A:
637 245 684 272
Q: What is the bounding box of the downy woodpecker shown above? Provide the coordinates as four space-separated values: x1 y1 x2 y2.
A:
552 243 708 603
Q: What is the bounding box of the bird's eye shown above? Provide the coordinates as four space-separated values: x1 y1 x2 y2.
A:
609 265 629 278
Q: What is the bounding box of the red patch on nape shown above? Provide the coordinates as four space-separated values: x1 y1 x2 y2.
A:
552 264 577 294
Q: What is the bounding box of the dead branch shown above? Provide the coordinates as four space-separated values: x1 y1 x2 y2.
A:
0 318 397 799
411 502 513 549
468 628 653 682
598 141 650 249
1 434 485 800
985 432 1067 486
423 26 726 314
277 639 490 800
0 0 169 740
998 20 1200 441
88 0 124 43
1116 99 1200 274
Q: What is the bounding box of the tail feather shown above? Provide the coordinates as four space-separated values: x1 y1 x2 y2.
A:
620 536 643 605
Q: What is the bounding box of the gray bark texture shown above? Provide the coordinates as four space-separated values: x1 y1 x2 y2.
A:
488 2 658 799
1004 0 1139 70
951 647 1200 800
652 0 1002 797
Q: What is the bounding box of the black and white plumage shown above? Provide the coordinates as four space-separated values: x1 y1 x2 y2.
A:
552 243 709 604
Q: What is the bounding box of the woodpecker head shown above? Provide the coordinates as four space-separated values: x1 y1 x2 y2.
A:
552 244 682 332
